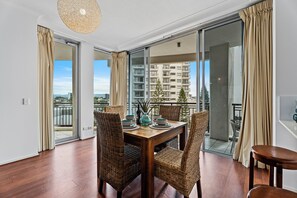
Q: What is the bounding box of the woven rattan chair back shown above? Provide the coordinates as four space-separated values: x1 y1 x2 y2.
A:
104 105 125 120
181 111 208 172
94 112 125 176
159 105 181 121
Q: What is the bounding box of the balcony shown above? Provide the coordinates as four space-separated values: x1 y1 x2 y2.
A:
54 101 242 156
54 102 109 140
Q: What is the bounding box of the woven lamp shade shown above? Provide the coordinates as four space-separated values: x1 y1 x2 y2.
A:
57 0 101 34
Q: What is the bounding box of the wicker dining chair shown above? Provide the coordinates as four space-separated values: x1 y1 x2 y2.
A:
155 105 182 151
94 112 141 198
154 111 208 198
104 105 125 120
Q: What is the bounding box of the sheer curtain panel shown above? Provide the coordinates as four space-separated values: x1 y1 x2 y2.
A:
110 52 128 116
37 26 55 151
233 0 273 167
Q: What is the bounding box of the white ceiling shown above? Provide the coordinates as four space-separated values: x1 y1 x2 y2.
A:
4 0 258 51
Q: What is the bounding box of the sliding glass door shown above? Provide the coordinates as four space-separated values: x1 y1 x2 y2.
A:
129 49 149 113
149 33 197 119
128 18 242 156
53 40 78 144
201 20 243 155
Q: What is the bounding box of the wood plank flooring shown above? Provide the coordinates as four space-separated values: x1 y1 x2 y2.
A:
0 138 269 198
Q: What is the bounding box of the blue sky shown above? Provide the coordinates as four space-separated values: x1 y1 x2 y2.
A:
93 60 110 94
53 60 110 95
190 61 210 97
53 60 73 95
54 60 209 96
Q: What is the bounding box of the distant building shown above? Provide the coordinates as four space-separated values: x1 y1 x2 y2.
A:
68 92 72 100
95 93 110 99
131 62 190 102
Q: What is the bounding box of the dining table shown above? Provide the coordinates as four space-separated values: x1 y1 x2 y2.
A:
123 120 188 198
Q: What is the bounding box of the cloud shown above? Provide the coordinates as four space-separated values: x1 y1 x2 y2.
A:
53 76 111 95
64 67 72 72
94 77 110 94
53 77 73 95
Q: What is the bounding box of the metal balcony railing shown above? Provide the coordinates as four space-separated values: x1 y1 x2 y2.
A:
53 102 109 126
54 101 241 127
53 103 73 126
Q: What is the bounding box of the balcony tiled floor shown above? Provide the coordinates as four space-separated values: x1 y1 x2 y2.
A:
54 127 73 141
203 134 235 156
55 131 73 140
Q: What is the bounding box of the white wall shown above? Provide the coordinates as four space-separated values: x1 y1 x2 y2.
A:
79 43 95 140
0 2 96 165
274 0 297 191
0 2 39 164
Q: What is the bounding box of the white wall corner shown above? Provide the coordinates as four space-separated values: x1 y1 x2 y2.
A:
79 42 95 140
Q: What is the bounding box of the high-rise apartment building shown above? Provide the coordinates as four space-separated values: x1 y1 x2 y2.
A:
131 62 191 102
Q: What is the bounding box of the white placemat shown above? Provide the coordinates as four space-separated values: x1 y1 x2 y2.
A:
149 124 172 130
123 125 140 131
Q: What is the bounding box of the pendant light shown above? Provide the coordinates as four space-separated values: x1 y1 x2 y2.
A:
57 0 101 34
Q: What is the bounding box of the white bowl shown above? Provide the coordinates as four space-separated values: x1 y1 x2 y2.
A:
122 120 132 127
157 118 167 125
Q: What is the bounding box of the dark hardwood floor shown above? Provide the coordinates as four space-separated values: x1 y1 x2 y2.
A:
0 138 269 198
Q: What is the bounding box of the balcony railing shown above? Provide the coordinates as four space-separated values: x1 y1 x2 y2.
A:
130 102 209 123
54 101 241 127
54 102 109 126
53 103 73 126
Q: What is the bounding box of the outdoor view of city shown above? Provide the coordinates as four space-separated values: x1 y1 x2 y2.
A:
53 59 209 127
53 48 209 141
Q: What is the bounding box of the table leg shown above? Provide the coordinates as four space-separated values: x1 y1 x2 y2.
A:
276 167 283 188
249 151 254 190
269 165 274 186
141 139 154 198
180 125 187 150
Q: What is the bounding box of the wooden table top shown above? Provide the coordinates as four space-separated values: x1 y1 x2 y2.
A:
123 120 187 139
252 145 297 162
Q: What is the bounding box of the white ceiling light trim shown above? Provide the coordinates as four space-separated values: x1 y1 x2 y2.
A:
57 0 101 34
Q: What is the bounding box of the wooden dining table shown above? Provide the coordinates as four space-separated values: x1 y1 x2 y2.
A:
123 120 188 198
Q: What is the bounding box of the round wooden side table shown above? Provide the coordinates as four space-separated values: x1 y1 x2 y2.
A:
247 186 297 198
249 145 297 190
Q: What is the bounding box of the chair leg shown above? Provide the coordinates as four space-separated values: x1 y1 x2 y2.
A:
276 167 283 188
99 179 104 193
117 191 122 198
197 180 202 198
269 165 274 186
249 151 254 190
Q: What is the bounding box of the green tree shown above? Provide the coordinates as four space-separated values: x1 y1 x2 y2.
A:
199 85 209 103
177 87 190 122
152 79 165 114
94 96 99 103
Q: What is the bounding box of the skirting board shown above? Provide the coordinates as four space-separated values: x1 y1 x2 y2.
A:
80 135 95 140
0 152 39 166
80 130 96 140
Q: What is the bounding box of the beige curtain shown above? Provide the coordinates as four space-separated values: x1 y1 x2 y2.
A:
37 26 55 151
110 52 128 116
233 0 273 167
